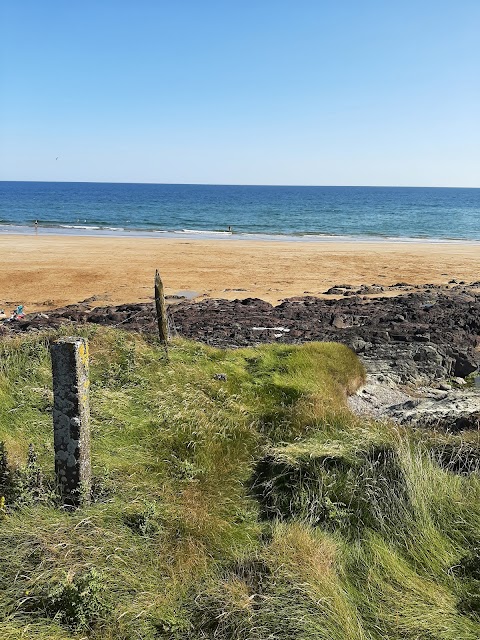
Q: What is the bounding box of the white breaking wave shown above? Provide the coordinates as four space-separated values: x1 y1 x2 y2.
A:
59 225 125 231
60 225 102 230
180 228 232 235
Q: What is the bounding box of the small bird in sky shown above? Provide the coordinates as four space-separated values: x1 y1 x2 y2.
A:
56 157 59 160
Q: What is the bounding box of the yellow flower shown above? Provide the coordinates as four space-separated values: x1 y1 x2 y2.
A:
0 496 7 520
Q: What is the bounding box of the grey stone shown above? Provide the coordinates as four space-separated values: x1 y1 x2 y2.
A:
385 391 480 432
50 337 91 506
350 338 368 353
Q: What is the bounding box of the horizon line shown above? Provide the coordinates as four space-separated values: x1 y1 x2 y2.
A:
1 180 480 190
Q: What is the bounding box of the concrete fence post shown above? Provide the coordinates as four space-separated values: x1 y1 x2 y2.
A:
50 337 91 506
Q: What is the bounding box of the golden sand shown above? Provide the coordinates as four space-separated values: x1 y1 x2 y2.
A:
1 234 479 312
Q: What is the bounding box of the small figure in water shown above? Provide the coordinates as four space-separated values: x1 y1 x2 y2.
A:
34 220 38 234
228 225 232 233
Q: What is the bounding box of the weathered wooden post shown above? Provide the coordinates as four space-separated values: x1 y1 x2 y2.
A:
154 269 169 355
50 337 91 506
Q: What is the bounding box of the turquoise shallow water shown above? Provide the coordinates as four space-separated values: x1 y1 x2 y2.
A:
1 182 479 241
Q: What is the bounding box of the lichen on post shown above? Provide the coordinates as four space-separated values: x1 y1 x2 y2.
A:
50 337 91 506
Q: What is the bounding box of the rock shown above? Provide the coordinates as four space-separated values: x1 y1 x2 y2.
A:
413 333 430 343
348 380 413 418
350 338 368 353
350 366 480 434
386 392 480 432
324 287 349 295
413 345 443 364
331 315 349 328
426 389 448 400
358 285 385 294
390 334 409 342
438 383 452 391
452 352 478 378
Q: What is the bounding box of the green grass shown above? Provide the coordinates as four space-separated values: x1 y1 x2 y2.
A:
0 326 479 639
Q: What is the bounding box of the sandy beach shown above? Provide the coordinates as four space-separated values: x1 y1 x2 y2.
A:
1 234 479 312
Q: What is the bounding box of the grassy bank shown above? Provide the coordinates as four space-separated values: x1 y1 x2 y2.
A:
0 327 479 639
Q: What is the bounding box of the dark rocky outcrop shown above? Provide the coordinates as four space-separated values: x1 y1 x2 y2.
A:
2 283 479 387
2 282 479 433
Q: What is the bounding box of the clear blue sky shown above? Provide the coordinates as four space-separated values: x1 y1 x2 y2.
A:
1 1 479 186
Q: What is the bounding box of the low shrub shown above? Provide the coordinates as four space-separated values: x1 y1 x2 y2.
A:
34 569 109 632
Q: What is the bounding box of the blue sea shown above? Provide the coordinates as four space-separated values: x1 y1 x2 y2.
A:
1 181 479 242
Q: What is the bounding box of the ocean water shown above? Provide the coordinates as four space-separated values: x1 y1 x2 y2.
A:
1 181 479 241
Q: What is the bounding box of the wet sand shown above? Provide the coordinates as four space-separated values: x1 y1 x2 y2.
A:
1 234 479 312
